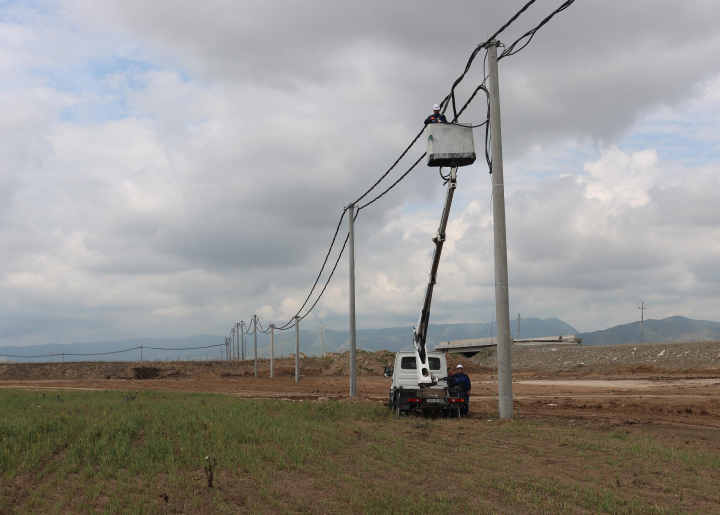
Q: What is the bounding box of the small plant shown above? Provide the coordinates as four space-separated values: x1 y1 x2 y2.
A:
204 456 217 489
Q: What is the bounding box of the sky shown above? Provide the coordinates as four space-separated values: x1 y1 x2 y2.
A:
1 0 720 346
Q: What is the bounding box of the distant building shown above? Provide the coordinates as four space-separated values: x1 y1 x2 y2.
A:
435 335 582 356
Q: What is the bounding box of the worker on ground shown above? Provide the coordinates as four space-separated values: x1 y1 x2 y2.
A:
452 364 471 415
424 104 447 125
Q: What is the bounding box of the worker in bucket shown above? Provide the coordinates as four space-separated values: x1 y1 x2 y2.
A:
424 104 447 125
452 364 471 415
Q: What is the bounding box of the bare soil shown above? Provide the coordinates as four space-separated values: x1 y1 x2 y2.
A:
2 343 720 441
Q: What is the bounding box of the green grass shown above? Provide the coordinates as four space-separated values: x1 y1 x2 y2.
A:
0 389 718 514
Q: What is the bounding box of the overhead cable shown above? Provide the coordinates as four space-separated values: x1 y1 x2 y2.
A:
500 0 576 59
234 0 578 334
0 342 226 359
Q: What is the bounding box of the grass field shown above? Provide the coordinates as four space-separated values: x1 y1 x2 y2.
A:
0 389 718 514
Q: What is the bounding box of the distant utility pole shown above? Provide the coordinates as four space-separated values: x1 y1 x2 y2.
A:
318 323 326 357
253 315 258 378
638 302 646 343
295 316 300 382
517 313 522 340
230 328 235 361
347 203 357 399
489 40 513 419
241 321 245 360
235 322 240 361
270 325 275 378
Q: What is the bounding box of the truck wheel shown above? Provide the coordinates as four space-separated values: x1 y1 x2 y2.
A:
388 392 394 410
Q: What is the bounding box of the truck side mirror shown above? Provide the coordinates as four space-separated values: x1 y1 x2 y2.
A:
384 366 393 377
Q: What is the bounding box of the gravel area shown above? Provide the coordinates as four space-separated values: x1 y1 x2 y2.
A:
470 340 720 375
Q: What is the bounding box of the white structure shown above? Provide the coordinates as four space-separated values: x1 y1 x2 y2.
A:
435 334 582 356
425 123 476 167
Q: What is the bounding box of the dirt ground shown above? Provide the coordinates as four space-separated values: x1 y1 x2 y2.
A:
2 343 720 445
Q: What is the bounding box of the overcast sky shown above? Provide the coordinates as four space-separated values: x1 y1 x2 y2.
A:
2 0 720 346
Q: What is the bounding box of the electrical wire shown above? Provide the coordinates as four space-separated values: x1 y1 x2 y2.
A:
0 342 226 359
440 0 538 120
298 210 357 322
357 154 425 210
274 209 349 330
228 0 578 338
500 0 576 60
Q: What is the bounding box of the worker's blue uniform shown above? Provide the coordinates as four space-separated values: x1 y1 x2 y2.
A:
451 372 471 415
424 112 447 125
442 371 471 415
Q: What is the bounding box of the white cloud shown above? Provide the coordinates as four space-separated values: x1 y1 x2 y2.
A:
2 1 720 345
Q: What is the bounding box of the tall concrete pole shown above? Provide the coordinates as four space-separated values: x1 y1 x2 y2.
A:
488 40 513 419
253 315 258 378
231 329 235 361
347 204 357 398
241 321 245 360
235 323 240 361
270 325 274 378
294 316 300 382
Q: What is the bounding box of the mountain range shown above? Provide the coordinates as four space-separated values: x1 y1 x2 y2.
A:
1 316 718 362
578 316 720 346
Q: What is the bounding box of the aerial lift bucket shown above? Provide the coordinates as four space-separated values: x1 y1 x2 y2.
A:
425 123 476 168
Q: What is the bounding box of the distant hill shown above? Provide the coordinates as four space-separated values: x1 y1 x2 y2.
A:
0 318 577 362
579 316 720 346
295 317 576 355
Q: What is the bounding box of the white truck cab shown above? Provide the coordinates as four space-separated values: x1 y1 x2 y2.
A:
391 351 447 390
387 351 465 416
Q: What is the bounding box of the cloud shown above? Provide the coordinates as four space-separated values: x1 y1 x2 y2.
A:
1 1 720 345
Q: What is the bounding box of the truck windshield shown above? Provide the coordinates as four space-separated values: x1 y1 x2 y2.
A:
400 357 441 370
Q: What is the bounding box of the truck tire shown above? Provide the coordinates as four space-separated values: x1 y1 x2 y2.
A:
388 391 395 411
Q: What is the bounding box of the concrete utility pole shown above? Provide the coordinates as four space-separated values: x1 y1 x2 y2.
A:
318 323 326 357
237 323 241 360
347 204 357 398
638 302 646 343
488 40 513 419
270 325 275 378
241 321 245 360
253 315 258 378
294 316 300 382
517 313 522 340
231 328 235 361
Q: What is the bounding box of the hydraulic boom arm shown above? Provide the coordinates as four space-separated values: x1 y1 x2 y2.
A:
413 167 457 386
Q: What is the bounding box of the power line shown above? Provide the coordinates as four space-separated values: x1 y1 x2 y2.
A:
500 0 576 60
0 342 226 359
231 0 578 338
